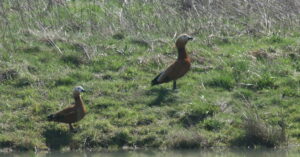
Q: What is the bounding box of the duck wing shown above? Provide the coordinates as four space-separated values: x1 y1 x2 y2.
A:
47 105 77 122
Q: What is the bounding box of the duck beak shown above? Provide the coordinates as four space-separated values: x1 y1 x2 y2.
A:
188 36 193 40
82 89 86 92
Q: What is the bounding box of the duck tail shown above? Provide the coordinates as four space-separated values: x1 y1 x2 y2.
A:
47 114 56 121
151 72 162 86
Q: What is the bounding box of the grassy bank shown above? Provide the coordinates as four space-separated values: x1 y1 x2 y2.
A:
0 0 300 151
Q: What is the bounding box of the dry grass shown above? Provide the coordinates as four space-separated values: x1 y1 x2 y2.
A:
0 69 19 82
231 98 287 148
1 0 300 56
166 129 209 149
233 116 286 148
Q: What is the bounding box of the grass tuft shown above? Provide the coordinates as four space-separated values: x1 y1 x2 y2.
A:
111 129 132 147
166 129 209 149
61 55 86 67
15 77 33 87
231 116 285 148
255 74 277 90
203 119 224 131
0 69 19 82
206 72 235 90
112 33 125 40
180 103 218 127
43 127 72 150
55 76 76 86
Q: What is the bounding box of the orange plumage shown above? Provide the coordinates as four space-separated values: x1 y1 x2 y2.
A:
152 34 193 90
47 86 86 131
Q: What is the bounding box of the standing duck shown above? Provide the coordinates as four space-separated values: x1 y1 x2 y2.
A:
151 34 193 90
47 86 87 131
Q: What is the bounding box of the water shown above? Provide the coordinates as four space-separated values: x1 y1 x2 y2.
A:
1 149 300 157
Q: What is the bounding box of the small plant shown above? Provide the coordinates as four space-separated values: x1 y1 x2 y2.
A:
43 127 72 150
231 60 249 81
255 74 277 90
180 103 218 127
203 119 223 131
282 87 299 97
233 89 253 100
111 129 132 147
61 54 86 67
22 46 41 53
251 50 269 60
213 37 231 45
231 116 285 148
166 129 208 149
290 130 300 138
136 117 154 126
136 134 162 148
15 77 33 87
267 35 284 44
0 69 19 82
55 76 75 86
112 33 125 40
206 72 235 90
0 137 14 148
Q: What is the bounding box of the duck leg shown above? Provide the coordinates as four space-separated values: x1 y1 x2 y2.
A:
173 80 177 90
69 123 75 131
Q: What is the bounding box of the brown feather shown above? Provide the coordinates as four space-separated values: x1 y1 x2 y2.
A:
151 34 192 87
47 88 86 129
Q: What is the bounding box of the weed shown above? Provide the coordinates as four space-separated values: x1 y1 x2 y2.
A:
112 33 125 40
15 77 33 87
233 89 254 101
231 60 249 81
202 119 224 131
136 134 161 148
166 129 208 149
206 72 235 90
130 39 151 48
61 55 86 67
55 76 75 86
232 117 285 148
267 35 284 44
21 46 41 54
255 74 277 90
111 129 132 147
180 103 218 127
0 69 19 82
251 50 269 60
43 127 72 150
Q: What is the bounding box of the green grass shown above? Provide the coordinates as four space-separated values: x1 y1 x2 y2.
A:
0 0 300 151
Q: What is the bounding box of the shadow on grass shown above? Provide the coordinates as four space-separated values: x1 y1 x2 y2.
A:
147 88 175 106
43 127 72 150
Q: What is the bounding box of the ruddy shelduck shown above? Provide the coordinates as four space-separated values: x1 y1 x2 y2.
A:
151 34 193 90
47 86 87 131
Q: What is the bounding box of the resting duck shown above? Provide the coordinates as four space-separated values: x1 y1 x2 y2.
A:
47 86 86 131
151 34 193 90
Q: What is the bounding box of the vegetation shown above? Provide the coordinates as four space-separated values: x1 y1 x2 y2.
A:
0 0 300 151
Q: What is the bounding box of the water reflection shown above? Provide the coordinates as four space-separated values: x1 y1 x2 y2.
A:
1 149 300 157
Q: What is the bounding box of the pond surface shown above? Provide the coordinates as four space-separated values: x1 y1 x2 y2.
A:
1 149 300 157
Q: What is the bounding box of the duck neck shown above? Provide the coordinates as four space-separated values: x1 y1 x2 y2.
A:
177 46 188 60
74 94 84 108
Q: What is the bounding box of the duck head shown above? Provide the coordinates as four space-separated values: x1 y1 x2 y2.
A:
175 34 193 48
73 86 85 96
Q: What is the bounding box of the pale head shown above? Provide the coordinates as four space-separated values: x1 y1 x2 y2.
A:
176 34 193 48
73 86 85 96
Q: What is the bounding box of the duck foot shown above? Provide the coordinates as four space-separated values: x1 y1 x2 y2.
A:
69 124 77 133
172 81 177 90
